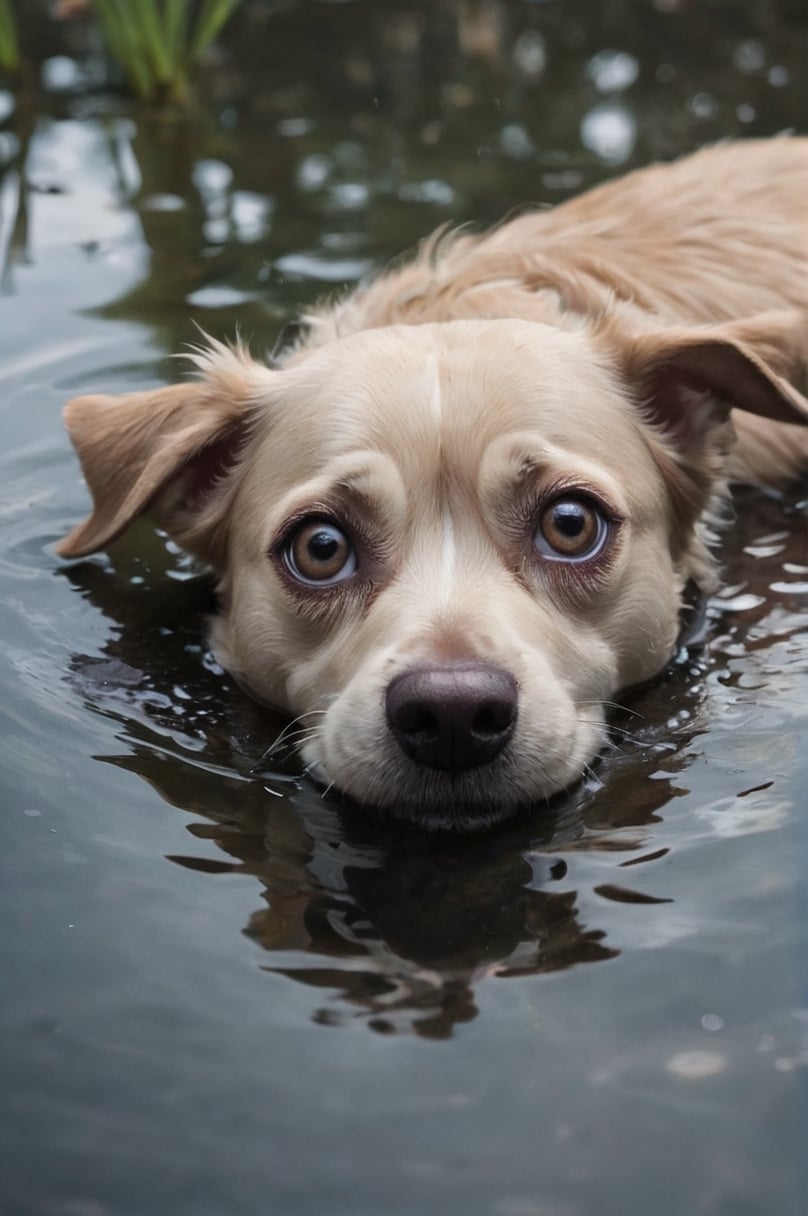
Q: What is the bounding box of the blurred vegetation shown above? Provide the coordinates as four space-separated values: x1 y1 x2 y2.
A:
0 0 245 100
91 0 244 103
0 0 19 71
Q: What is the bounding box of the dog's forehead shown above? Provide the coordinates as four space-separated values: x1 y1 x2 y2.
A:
272 319 643 474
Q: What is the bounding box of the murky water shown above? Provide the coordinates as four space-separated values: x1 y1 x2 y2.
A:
1 2 807 1214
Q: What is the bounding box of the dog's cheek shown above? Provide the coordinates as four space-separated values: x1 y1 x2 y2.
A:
509 661 609 789
212 576 311 712
207 611 237 679
600 543 684 691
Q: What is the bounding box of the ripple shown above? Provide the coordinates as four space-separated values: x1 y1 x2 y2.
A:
667 1050 727 1079
185 285 256 309
274 251 374 283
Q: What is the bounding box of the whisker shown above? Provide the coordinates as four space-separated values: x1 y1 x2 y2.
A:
252 710 327 770
578 699 644 719
604 725 645 745
271 726 322 748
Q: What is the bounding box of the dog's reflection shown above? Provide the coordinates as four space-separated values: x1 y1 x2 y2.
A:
108 744 631 1038
62 534 694 1037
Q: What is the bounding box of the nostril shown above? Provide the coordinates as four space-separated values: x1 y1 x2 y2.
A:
473 699 514 739
401 706 440 741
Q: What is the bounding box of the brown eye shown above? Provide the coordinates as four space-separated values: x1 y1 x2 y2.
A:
534 497 607 561
284 519 357 584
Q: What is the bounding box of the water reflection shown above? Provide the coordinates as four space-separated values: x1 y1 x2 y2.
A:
94 738 632 1040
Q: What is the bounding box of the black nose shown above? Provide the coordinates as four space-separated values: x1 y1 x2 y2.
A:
386 663 518 774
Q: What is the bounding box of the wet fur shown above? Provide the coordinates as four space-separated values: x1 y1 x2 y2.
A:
59 139 808 830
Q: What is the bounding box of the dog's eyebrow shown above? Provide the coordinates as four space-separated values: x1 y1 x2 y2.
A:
478 438 554 502
271 450 410 535
478 433 632 523
330 459 409 517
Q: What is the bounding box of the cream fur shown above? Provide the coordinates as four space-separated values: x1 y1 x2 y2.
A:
59 139 808 830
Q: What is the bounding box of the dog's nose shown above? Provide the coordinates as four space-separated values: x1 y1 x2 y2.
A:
386 663 518 774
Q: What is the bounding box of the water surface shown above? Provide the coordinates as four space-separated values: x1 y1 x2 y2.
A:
1 3 807 1214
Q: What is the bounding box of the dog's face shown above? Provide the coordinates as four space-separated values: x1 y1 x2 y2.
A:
212 321 682 828
58 315 808 830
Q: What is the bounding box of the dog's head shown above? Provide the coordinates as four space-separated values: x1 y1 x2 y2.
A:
58 315 808 829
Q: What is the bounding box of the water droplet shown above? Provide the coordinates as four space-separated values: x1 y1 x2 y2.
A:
329 182 370 211
192 159 233 196
277 117 313 138
733 39 766 75
499 123 536 160
398 179 456 206
514 31 546 77
41 56 84 93
232 191 272 242
580 103 636 164
586 50 639 93
689 92 718 120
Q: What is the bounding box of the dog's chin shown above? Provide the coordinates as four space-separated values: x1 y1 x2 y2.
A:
383 794 531 834
308 756 569 834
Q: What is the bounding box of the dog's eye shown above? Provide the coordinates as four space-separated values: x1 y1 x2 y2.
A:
284 519 357 584
534 496 608 560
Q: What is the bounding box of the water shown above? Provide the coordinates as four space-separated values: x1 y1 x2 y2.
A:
1 2 807 1214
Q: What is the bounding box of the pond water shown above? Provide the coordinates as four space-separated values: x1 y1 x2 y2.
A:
1 2 807 1214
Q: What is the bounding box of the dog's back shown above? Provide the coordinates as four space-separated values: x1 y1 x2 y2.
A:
299 138 808 486
304 138 808 340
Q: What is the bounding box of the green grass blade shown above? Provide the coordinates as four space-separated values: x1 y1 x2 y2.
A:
91 0 155 98
91 0 243 102
135 0 173 80
164 0 188 62
0 0 20 71
189 0 241 66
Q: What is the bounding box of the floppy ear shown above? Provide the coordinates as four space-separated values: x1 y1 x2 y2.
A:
606 311 808 521
58 342 273 565
620 311 808 437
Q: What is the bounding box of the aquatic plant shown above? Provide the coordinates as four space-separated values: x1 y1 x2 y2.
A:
90 0 243 103
0 0 19 72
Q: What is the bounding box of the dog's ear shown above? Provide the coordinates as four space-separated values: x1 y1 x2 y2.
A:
58 342 273 565
605 311 808 520
618 311 808 441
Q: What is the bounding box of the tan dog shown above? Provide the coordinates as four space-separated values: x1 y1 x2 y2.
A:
59 139 808 830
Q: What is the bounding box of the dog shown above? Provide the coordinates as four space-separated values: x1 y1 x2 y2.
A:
58 138 808 831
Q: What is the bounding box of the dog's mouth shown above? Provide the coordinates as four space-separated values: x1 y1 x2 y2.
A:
383 791 531 834
310 754 568 833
